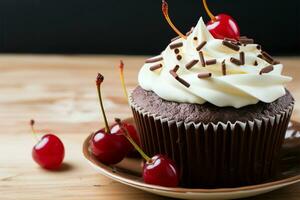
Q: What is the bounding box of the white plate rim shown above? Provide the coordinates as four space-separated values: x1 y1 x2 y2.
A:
85 158 300 199
83 134 300 194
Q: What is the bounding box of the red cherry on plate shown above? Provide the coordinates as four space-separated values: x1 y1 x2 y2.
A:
143 154 179 187
115 119 179 187
207 14 240 40
90 129 129 165
202 0 240 40
30 120 65 170
110 122 140 152
89 73 129 165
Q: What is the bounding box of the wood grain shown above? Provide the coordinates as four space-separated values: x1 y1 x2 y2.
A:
0 55 299 200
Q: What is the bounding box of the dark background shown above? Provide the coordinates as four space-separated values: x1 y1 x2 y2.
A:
0 0 299 55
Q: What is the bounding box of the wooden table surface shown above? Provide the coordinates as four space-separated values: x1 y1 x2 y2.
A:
0 55 299 200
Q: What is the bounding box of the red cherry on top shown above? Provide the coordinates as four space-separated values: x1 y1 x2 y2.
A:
143 154 179 187
202 0 240 40
207 14 240 40
115 118 179 187
30 120 65 170
110 122 140 152
90 129 129 165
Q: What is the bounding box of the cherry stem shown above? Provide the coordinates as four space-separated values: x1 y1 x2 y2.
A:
115 118 151 162
29 119 39 141
119 60 129 104
162 0 187 39
202 0 216 21
96 73 110 134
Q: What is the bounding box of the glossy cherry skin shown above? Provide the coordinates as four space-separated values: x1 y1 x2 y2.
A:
206 14 240 40
110 122 140 152
32 134 65 170
90 130 129 165
143 154 179 187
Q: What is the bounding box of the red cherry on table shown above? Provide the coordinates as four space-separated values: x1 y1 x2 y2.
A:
206 14 240 40
110 122 140 152
90 129 129 165
143 154 179 187
32 134 65 170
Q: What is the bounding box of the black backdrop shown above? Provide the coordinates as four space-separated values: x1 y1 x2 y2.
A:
0 0 299 55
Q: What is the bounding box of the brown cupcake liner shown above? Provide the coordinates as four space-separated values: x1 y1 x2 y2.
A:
130 96 294 188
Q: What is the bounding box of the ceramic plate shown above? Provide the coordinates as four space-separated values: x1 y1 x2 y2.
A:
83 118 300 200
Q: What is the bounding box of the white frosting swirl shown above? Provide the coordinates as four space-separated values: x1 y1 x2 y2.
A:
138 18 292 108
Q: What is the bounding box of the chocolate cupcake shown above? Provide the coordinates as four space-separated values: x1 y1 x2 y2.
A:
130 18 294 188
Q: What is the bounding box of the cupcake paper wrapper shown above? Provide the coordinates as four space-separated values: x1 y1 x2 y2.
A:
130 97 294 188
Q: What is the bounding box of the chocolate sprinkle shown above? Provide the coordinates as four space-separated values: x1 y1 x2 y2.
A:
198 72 212 79
199 51 206 67
173 65 180 72
177 55 182 61
230 57 242 66
176 77 190 88
222 60 226 75
239 38 254 44
240 52 245 65
170 42 183 49
273 60 281 65
260 65 274 75
149 64 163 71
196 41 207 51
226 38 240 46
145 56 163 63
169 70 178 78
169 69 190 88
193 37 198 41
257 45 261 50
174 49 180 54
262 51 274 63
185 59 199 69
254 60 258 66
222 40 240 51
171 36 181 42
258 53 275 65
205 59 217 65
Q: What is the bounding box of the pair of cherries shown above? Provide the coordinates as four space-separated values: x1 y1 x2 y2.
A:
89 73 140 164
90 73 179 187
162 0 240 40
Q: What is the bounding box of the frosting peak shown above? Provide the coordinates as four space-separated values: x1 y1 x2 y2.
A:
138 18 292 108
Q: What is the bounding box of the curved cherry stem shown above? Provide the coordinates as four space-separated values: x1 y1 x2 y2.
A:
30 119 39 141
162 0 187 39
96 73 110 134
119 60 129 104
115 118 151 162
202 0 216 21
